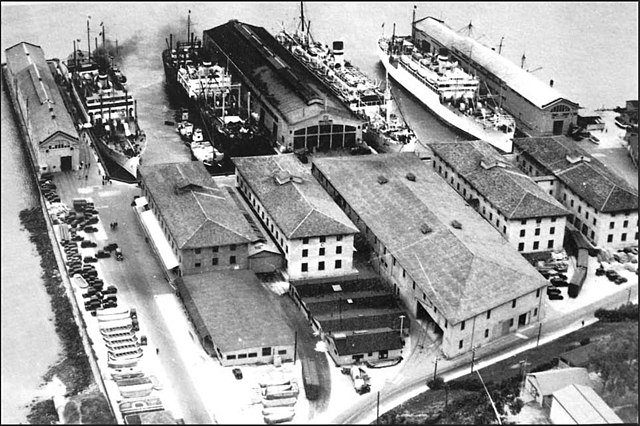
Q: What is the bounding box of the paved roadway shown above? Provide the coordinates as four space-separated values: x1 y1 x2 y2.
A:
52 151 212 423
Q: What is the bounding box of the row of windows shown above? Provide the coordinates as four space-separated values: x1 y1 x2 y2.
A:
301 259 342 272
302 235 343 244
302 246 342 257
194 245 233 255
520 227 555 237
518 240 555 251
457 308 539 350
194 256 236 268
47 143 70 150
606 232 637 243
226 348 287 360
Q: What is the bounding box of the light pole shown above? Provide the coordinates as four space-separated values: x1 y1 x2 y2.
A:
536 322 542 347
433 356 441 383
470 346 478 373
399 314 406 338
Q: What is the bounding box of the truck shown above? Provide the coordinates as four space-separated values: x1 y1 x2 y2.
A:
342 365 371 394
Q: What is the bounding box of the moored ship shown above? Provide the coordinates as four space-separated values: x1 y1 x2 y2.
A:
65 22 146 181
377 19 516 153
276 3 417 154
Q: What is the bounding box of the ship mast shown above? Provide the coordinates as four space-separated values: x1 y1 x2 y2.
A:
411 5 416 42
87 18 91 60
300 1 305 35
187 10 191 45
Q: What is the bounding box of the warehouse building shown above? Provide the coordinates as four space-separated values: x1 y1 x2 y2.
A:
203 20 365 152
549 384 623 424
312 153 549 358
513 136 638 249
430 140 569 253
412 16 580 138
5 42 80 175
138 161 261 276
175 269 295 366
234 154 359 280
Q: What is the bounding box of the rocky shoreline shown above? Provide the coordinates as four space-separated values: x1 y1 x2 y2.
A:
19 206 114 424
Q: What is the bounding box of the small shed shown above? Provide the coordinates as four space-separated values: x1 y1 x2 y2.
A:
523 367 592 407
248 240 283 273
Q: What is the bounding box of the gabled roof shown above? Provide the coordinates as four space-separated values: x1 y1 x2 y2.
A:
513 136 638 212
233 154 358 239
139 161 259 249
5 42 79 146
552 384 623 424
528 367 592 396
430 140 568 219
312 153 548 324
176 270 295 352
332 329 403 356
204 20 358 126
559 343 595 367
415 17 579 110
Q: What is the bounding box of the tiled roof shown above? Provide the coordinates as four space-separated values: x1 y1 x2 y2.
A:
528 367 592 396
513 136 638 212
430 140 568 219
176 270 295 352
139 161 259 249
333 329 403 356
415 17 578 110
233 154 358 239
552 384 623 424
5 42 79 146
312 153 548 324
204 20 358 125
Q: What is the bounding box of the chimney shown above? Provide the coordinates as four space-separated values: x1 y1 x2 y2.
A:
332 41 344 66
549 79 554 88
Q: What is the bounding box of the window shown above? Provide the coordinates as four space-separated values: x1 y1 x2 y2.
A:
336 235 343 241
533 241 539 250
484 329 489 338
489 212 493 221
563 193 567 201
195 248 201 254
412 281 416 290
509 318 514 327
238 354 247 359
520 229 526 237
621 233 627 242
535 228 540 236
303 237 309 244
335 259 342 269
319 236 326 243
521 219 527 225
607 234 613 243
336 246 342 254
302 249 308 258
212 246 218 253
623 220 629 228
534 308 538 317
487 310 491 319
248 353 257 358
496 219 500 227
512 299 517 308
536 288 541 298
609 222 615 229
262 347 272 356
229 256 236 264
302 263 308 272
536 218 542 224
578 206 582 213
550 227 555 235
212 258 218 266
551 217 556 222
459 340 463 349
318 261 325 271
503 226 506 233
319 247 325 256
586 212 589 219
518 242 524 251
195 262 201 268
226 355 236 360
593 218 597 226
570 200 574 207
277 349 287 355
230 244 236 251
547 239 554 249
445 320 448 328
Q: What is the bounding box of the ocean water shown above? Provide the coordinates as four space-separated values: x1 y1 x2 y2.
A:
1 2 637 422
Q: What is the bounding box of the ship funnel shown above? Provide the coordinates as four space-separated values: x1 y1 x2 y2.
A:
332 41 344 66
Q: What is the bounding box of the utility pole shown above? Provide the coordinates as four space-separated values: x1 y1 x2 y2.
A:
399 314 406 338
519 359 531 395
536 322 542 347
433 356 441 383
376 391 380 424
476 370 502 425
470 346 478 373
293 331 297 364
498 36 504 54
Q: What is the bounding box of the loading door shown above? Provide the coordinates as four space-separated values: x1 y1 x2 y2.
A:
61 156 73 171
553 120 564 135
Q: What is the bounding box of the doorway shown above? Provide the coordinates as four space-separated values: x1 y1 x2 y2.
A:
60 156 72 171
518 312 527 328
553 120 564 135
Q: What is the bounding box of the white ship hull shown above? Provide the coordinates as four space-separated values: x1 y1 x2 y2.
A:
94 139 142 180
377 42 514 153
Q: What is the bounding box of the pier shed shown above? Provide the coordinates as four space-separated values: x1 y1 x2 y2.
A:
175 269 295 366
412 16 580 137
203 20 365 152
4 42 80 175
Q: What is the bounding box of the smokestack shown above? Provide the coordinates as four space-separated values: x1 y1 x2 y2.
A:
170 34 173 50
191 32 194 47
332 41 344 66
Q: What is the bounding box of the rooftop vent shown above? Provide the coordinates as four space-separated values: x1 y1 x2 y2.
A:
566 154 591 164
406 172 416 181
480 159 508 170
377 175 389 184
451 220 462 229
273 170 303 185
420 223 433 234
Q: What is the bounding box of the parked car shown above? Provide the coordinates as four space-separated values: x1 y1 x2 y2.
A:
83 256 98 263
606 270 620 281
550 279 569 287
130 308 137 319
548 294 564 301
104 243 119 252
232 368 243 380
595 267 606 276
614 276 628 285
95 250 111 259
103 285 118 294
140 335 147 346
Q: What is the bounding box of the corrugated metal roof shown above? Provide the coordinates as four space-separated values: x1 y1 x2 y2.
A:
5 42 79 146
430 140 569 219
553 384 623 424
233 154 359 239
204 20 358 125
415 17 578 109
333 329 403 356
139 161 259 249
312 153 548 324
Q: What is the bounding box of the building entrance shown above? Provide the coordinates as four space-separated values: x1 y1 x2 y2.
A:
416 300 443 336
553 120 564 135
61 155 72 171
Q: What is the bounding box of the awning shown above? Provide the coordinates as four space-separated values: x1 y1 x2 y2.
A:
139 209 180 270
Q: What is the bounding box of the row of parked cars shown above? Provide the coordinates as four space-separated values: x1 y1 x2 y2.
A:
595 265 629 284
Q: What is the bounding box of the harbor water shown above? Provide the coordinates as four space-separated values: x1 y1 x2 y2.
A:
1 2 637 422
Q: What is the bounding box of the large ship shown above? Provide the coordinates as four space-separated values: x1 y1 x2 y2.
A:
276 3 417 154
377 21 516 153
65 22 146 181
162 12 273 166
